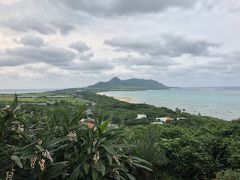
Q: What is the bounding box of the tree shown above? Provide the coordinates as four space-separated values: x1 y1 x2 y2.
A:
12 93 18 108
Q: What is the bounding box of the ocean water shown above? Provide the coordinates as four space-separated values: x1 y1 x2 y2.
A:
0 89 56 94
100 87 240 120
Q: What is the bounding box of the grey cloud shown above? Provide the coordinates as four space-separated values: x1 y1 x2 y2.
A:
58 0 200 16
19 34 45 47
69 41 94 61
225 52 240 63
105 34 220 57
3 46 77 66
116 55 178 66
169 53 240 79
78 51 94 61
0 55 27 66
51 20 76 35
201 52 240 72
66 59 114 72
209 52 240 71
0 40 107 72
69 41 91 53
2 18 56 35
1 17 76 35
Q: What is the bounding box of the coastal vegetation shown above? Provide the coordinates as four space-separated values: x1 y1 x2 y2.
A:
0 91 240 179
0 95 151 180
126 119 240 179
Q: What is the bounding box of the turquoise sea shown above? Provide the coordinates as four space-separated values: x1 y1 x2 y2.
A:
99 87 240 121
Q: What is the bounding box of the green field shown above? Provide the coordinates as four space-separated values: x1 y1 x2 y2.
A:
0 92 88 105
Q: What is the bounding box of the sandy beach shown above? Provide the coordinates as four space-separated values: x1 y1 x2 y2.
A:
97 92 139 104
113 96 139 103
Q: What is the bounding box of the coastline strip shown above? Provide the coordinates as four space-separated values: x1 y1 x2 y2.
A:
97 92 139 104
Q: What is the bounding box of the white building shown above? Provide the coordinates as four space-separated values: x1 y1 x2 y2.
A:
177 117 186 120
47 101 56 105
136 114 147 119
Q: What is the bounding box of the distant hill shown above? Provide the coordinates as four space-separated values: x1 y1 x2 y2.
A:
83 77 170 91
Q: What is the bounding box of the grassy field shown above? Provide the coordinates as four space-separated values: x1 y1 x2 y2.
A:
0 92 88 105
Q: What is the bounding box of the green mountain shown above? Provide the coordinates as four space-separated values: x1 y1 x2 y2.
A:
84 77 170 91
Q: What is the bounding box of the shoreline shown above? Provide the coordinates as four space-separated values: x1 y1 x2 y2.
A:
96 91 240 121
97 92 139 104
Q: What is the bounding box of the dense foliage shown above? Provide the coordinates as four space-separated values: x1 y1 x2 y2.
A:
126 118 240 179
0 97 151 180
1 91 240 180
214 169 240 180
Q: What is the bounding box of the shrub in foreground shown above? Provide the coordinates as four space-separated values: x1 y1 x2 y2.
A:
0 101 152 180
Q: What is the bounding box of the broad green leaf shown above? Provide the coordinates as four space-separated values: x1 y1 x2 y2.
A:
92 168 98 180
131 156 152 166
70 111 84 126
101 145 116 155
11 155 23 168
126 173 136 180
107 153 113 165
99 161 106 176
83 163 90 175
100 120 109 132
19 142 36 151
69 165 81 180
132 162 152 171
35 145 44 152
46 137 68 148
44 162 68 180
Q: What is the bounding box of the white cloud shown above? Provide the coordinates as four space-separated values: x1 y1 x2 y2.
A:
0 0 239 88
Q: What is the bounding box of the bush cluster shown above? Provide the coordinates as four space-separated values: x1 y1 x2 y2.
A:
0 99 151 180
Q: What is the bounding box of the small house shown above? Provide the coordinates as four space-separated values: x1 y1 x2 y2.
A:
156 116 174 123
136 114 147 119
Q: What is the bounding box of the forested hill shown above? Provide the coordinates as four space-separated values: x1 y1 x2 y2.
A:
83 77 170 91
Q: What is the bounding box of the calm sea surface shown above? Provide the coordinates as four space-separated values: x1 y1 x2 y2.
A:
0 89 57 94
100 87 240 120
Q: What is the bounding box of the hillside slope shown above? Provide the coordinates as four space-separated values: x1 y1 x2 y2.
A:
84 77 170 91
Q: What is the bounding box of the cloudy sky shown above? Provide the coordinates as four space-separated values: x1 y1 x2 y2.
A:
0 0 240 89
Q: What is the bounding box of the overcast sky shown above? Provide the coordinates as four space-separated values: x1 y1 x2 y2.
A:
0 0 240 89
